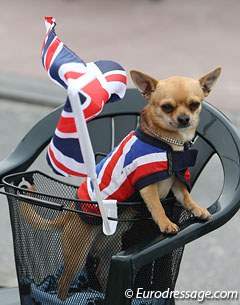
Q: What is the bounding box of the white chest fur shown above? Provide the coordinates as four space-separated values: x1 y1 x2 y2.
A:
157 176 175 199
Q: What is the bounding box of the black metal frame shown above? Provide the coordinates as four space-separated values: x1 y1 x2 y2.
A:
0 88 240 305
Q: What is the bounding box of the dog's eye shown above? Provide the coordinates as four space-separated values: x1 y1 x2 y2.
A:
161 104 174 113
189 102 200 111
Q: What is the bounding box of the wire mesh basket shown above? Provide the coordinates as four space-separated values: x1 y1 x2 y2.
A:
2 170 193 305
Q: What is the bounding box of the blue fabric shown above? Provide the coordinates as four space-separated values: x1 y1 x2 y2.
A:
31 285 104 305
23 267 168 305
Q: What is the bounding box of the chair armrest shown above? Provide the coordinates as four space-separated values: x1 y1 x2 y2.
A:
116 198 240 265
105 197 240 305
0 106 62 181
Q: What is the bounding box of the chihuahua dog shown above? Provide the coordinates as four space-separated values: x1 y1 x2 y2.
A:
21 67 221 300
131 67 221 233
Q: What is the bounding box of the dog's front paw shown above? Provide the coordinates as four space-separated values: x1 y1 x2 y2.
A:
192 207 211 220
159 219 179 234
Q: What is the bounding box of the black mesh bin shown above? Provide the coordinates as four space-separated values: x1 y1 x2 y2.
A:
2 171 193 305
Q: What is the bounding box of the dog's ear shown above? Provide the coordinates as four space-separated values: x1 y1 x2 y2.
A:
198 67 221 97
130 70 158 99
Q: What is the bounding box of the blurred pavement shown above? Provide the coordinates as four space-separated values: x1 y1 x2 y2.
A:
0 0 240 110
0 0 239 303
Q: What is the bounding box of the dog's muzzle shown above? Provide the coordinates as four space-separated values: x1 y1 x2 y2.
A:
177 114 190 128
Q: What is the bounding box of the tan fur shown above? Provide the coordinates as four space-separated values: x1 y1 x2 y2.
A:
21 202 99 300
21 67 221 300
131 67 221 234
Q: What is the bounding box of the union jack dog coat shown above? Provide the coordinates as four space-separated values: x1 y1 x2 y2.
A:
77 127 198 220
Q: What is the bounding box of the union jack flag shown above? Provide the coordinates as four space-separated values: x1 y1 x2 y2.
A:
42 17 127 177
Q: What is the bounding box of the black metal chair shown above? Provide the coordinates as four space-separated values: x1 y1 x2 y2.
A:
0 88 240 305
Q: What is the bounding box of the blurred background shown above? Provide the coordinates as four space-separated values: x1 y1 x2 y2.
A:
0 0 239 304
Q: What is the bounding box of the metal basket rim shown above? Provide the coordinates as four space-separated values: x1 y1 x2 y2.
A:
2 170 176 207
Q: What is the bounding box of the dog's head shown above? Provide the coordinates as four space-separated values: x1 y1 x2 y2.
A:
130 67 221 139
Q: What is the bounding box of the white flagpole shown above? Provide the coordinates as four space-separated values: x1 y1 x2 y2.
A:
67 85 113 235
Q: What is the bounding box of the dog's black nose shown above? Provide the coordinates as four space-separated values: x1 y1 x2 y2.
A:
177 114 190 127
